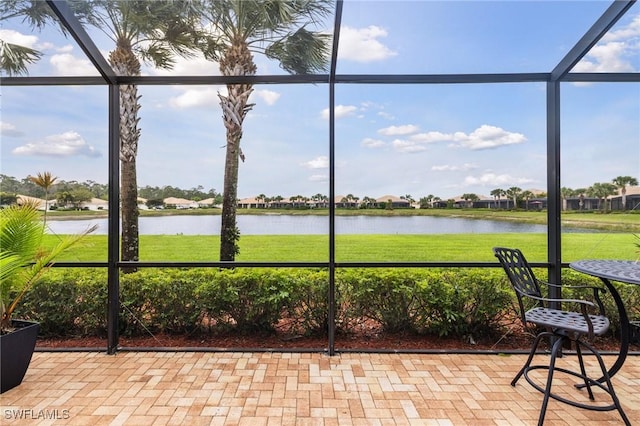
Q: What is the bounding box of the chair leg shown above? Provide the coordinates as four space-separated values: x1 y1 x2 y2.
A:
512 332 550 387
537 335 565 426
575 342 595 401
579 340 632 426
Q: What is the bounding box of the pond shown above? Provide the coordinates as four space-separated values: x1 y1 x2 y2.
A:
45 214 597 235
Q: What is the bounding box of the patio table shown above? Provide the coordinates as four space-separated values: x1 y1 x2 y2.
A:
569 259 640 381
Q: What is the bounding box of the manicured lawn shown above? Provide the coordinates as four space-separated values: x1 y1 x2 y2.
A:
48 233 637 262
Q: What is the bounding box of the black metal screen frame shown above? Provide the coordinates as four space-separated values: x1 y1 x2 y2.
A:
3 0 638 355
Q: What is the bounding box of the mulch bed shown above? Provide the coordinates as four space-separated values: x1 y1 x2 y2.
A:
35 320 626 352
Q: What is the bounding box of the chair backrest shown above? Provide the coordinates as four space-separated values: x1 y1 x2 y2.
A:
493 247 543 323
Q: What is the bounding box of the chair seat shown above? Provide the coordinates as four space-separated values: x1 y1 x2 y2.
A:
525 307 609 337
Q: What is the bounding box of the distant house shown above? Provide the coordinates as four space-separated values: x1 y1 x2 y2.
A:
137 197 149 210
375 195 410 209
80 198 109 211
16 194 53 210
334 195 357 209
197 198 218 208
238 197 269 209
610 185 640 211
163 197 198 209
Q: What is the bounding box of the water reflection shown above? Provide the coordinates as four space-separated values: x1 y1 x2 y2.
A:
46 214 597 235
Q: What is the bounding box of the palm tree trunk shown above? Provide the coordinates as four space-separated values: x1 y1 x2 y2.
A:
121 157 139 265
110 42 141 271
218 40 256 261
220 131 241 261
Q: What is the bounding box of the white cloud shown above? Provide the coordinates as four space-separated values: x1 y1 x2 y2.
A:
338 26 397 62
0 29 38 49
392 139 426 153
254 89 280 106
411 131 455 143
574 15 640 72
463 173 535 187
378 124 419 136
1 121 24 137
321 104 358 119
56 44 74 54
432 163 478 172
573 42 636 72
169 87 221 109
377 111 395 120
451 125 526 150
361 138 386 148
50 53 97 76
303 156 329 169
12 131 101 158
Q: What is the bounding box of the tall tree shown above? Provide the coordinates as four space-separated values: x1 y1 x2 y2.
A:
198 0 332 261
1 1 203 269
75 0 202 269
520 190 534 210
588 182 617 211
506 187 522 210
28 171 57 225
560 187 574 211
612 176 638 210
490 188 504 209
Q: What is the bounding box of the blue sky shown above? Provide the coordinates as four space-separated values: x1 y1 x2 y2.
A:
1 1 638 201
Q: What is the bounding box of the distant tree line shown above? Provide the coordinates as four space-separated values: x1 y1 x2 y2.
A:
0 174 220 208
1 173 637 212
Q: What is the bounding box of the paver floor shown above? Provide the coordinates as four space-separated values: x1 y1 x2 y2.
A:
1 351 638 425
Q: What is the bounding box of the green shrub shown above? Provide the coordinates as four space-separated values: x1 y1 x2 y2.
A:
282 269 330 336
16 268 108 337
120 269 205 335
14 266 524 342
197 269 293 334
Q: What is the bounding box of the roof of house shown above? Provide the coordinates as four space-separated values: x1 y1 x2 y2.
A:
198 198 217 204
163 197 194 205
376 195 407 203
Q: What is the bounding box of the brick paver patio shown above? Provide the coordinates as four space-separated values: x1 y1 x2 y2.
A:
1 351 638 425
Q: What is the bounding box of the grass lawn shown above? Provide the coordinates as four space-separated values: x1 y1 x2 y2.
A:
49 233 637 263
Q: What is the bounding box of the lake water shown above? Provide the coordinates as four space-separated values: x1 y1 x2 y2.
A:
46 214 596 235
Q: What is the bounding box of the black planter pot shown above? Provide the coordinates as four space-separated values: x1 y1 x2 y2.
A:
0 320 39 393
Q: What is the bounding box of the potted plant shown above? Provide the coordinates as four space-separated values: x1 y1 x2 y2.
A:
1 200 96 393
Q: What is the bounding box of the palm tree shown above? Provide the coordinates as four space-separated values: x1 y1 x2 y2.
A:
588 182 618 211
520 190 534 210
0 1 62 76
506 187 522 209
28 171 57 225
2 1 203 269
198 0 332 261
461 193 479 208
560 187 574 211
612 176 638 210
572 188 586 211
401 194 415 208
78 1 203 269
490 188 504 209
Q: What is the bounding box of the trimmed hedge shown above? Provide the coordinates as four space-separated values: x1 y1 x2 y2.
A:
14 267 638 341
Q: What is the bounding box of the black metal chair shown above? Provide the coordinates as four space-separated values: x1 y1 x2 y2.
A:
492 247 630 426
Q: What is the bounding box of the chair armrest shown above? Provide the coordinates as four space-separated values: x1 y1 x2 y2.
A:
516 288 600 340
516 289 596 308
537 280 607 315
